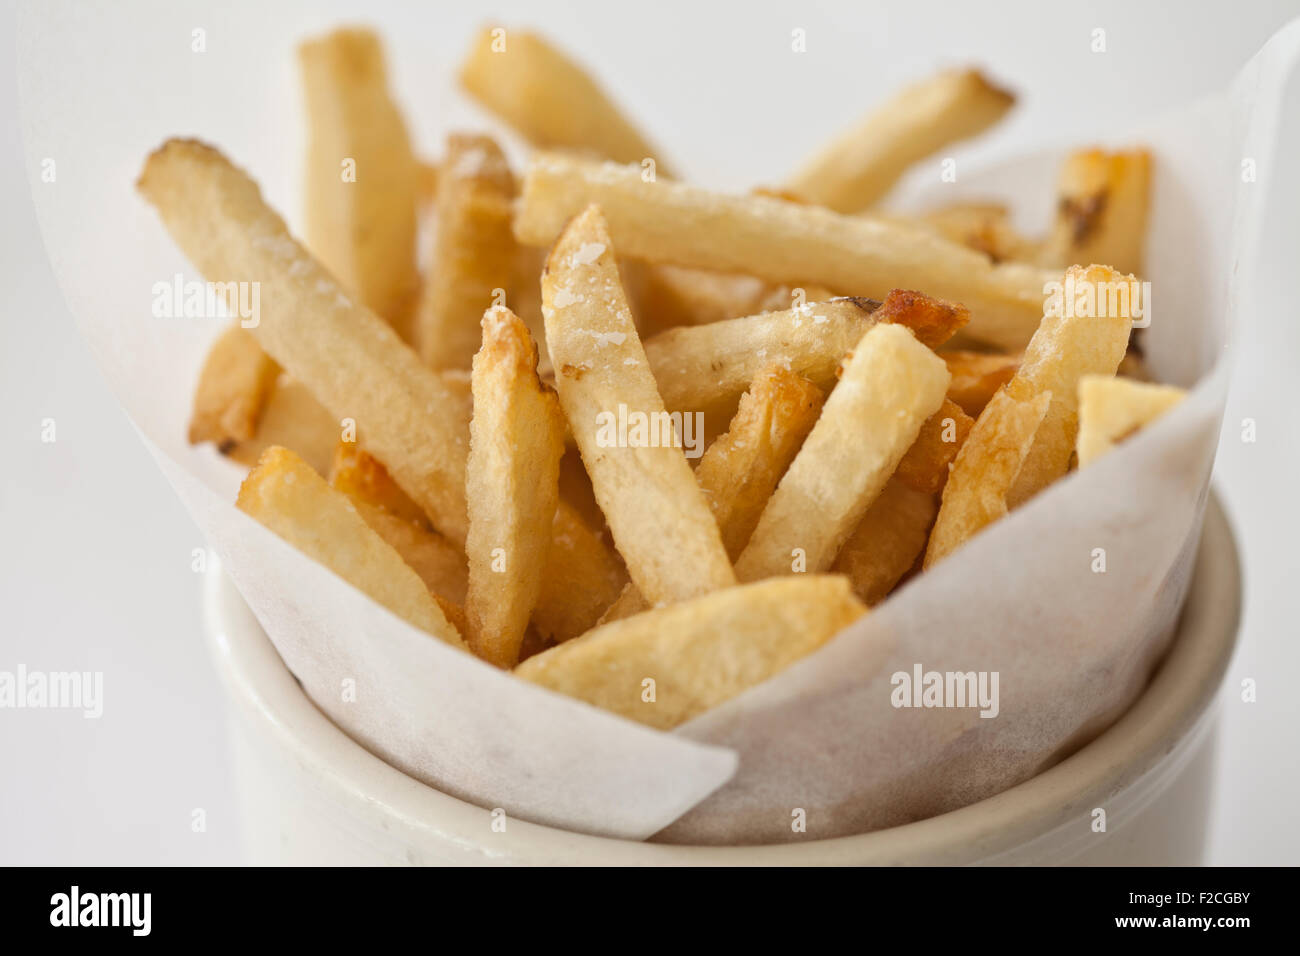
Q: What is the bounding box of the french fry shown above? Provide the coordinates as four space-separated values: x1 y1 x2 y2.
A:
786 68 1015 212
328 440 469 604
925 265 1136 564
1076 376 1186 467
833 400 973 604
138 139 473 544
516 153 1055 350
542 205 735 605
1005 264 1137 506
917 202 1037 264
696 367 826 560
465 307 566 667
328 440 428 525
644 297 876 418
940 349 1022 417
734 323 951 581
923 390 1051 567
600 365 826 625
237 446 466 649
417 159 438 209
299 28 419 331
1038 149 1152 276
225 375 340 476
414 134 517 369
459 27 669 170
346 499 470 606
533 501 627 643
644 288 966 420
188 322 280 447
515 576 866 730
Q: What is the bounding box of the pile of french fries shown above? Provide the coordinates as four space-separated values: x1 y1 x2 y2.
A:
139 26 1187 730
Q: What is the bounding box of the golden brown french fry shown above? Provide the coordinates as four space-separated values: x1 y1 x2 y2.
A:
237 446 466 649
1038 149 1152 275
1006 264 1137 505
1076 375 1186 467
916 202 1037 264
188 322 280 447
542 205 734 605
644 288 965 421
923 390 1051 567
925 265 1136 564
599 365 826 625
328 440 428 525
786 68 1015 212
696 367 826 561
533 501 627 643
735 323 951 581
644 297 876 418
940 349 1022 417
516 576 866 729
417 159 438 209
299 28 419 331
459 27 669 171
892 399 976 497
516 153 1055 350
833 399 973 604
465 307 566 667
138 139 472 544
225 376 339 476
414 134 517 369
347 499 470 606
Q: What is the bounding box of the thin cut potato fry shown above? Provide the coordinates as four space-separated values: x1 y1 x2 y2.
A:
1076 375 1186 467
915 202 1037 264
328 440 428 526
188 322 279 447
924 390 1051 567
695 367 826 560
542 205 735 605
833 481 938 606
346 498 469 605
926 263 1135 563
1005 264 1137 506
329 441 469 603
226 376 339 477
299 28 419 330
417 160 438 209
415 134 517 369
644 288 965 420
534 501 627 642
645 298 876 418
786 68 1015 212
940 349 1022 417
1038 148 1152 276
834 400 973 604
237 446 466 649
515 576 866 730
735 323 951 581
465 307 566 667
138 139 472 544
515 153 1056 350
600 365 825 625
892 399 976 496
459 27 669 171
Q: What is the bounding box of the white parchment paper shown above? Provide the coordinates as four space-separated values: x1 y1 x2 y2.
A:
17 5 1297 843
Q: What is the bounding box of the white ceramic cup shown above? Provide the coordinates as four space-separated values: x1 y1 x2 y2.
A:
203 495 1240 865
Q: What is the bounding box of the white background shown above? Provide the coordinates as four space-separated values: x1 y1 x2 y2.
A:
2 0 1298 864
